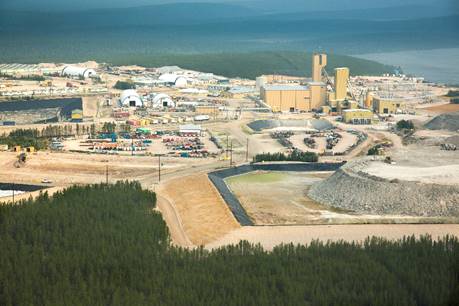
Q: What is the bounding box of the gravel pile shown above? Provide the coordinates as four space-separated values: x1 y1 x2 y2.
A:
248 119 333 132
308 160 459 217
424 111 459 131
445 135 459 146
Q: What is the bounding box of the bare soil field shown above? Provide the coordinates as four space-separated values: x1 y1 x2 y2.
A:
0 151 195 186
423 103 459 114
225 171 336 225
206 224 459 251
158 173 240 246
225 170 454 225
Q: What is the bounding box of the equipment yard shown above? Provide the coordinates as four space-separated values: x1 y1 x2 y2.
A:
1 55 458 251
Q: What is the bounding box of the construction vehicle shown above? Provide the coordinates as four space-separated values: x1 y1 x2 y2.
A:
14 153 27 168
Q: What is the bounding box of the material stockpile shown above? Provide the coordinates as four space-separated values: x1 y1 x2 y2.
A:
424 111 459 131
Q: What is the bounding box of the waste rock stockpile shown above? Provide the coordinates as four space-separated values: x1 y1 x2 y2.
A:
308 159 459 217
424 111 459 131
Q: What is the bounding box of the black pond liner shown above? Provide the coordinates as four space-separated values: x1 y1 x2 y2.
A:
208 162 345 226
0 98 82 118
0 183 48 193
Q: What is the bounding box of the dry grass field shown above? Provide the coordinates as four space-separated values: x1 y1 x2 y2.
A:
158 173 240 246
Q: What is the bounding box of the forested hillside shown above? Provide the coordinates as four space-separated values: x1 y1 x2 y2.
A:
0 182 458 305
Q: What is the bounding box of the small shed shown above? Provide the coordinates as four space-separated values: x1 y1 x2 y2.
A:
179 124 202 136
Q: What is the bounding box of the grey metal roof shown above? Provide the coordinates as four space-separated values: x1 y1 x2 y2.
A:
262 85 309 91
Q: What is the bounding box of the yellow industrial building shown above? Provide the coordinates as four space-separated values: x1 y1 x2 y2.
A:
259 53 356 113
343 109 374 124
372 98 404 114
261 83 326 112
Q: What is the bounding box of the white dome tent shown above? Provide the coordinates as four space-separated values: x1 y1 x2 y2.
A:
158 74 188 88
120 89 143 108
61 66 97 79
152 93 175 108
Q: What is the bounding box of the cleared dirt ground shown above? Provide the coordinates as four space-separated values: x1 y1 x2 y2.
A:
225 170 455 225
206 224 459 251
158 173 240 246
225 171 334 225
423 103 459 114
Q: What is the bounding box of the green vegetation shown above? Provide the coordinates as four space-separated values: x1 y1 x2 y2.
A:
0 182 458 305
226 171 287 184
254 151 319 163
0 129 48 150
396 119 415 130
114 80 135 90
0 125 93 150
445 90 459 97
367 144 384 156
107 52 395 80
101 122 117 133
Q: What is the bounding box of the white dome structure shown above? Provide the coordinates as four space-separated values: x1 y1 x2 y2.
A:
158 74 188 88
120 89 143 108
62 66 97 79
152 94 175 108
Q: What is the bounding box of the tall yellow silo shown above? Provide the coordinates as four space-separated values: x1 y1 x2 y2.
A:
365 92 374 109
312 53 327 82
334 67 349 101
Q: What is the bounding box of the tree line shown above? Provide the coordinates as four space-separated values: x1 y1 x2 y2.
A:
0 124 98 150
253 151 319 163
0 182 458 306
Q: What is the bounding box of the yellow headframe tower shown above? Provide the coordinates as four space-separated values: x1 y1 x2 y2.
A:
334 67 349 101
312 53 327 82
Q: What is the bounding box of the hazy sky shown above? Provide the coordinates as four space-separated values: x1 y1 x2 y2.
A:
1 0 456 11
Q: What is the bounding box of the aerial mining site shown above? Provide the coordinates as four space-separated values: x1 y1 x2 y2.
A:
1 54 459 249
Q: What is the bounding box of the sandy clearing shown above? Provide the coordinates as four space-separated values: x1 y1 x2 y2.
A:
206 224 459 251
365 163 459 185
158 173 240 246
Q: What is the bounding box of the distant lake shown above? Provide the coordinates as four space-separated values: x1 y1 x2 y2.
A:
356 48 459 85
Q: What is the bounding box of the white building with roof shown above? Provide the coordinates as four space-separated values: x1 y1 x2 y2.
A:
158 74 188 88
61 66 97 79
152 93 175 108
120 89 143 107
179 124 202 136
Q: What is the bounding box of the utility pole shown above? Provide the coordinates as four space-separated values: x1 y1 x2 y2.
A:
158 155 161 183
246 138 249 162
229 140 233 167
131 137 134 156
226 134 229 159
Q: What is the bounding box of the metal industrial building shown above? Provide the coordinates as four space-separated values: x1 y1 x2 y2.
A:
260 83 326 112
